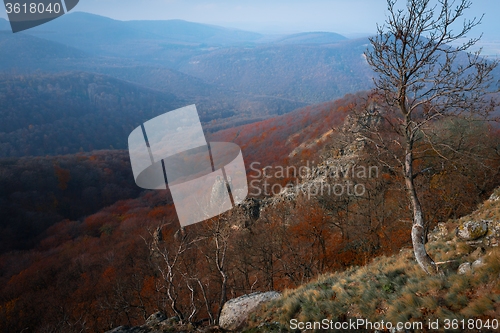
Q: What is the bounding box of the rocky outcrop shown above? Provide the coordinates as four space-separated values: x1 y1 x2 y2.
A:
428 222 450 242
105 326 152 333
485 220 500 247
456 220 489 241
471 257 486 269
104 313 181 333
219 291 281 331
453 219 500 247
145 312 167 326
457 254 488 275
457 262 472 275
105 291 280 333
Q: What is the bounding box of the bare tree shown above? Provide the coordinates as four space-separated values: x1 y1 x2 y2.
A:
364 0 498 274
201 216 231 324
146 223 192 322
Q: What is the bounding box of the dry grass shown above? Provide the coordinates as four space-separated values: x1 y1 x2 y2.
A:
244 194 500 332
245 239 500 333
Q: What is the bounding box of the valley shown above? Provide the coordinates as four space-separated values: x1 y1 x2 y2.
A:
1 4 499 332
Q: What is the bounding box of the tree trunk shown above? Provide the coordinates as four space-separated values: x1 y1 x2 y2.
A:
405 150 438 275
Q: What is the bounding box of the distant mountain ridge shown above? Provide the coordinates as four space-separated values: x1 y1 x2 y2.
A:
126 19 264 45
23 12 265 58
1 12 373 107
2 12 499 128
179 39 374 103
272 31 347 45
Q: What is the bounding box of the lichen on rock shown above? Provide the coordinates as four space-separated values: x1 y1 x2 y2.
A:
456 220 488 241
219 291 281 331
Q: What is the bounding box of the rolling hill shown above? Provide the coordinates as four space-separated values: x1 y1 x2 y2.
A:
23 12 264 63
0 72 185 157
94 65 306 129
0 31 88 71
16 12 375 104
24 12 165 56
178 39 375 103
0 69 306 158
0 150 140 253
126 19 264 45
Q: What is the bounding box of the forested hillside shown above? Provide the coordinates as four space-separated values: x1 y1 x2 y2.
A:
2 12 376 105
0 72 185 157
178 39 374 103
1 92 498 332
1 7 500 332
0 150 139 253
0 31 89 72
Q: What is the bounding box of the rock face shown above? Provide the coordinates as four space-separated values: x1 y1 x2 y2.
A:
457 262 472 275
105 326 151 333
219 291 281 331
429 223 449 242
104 312 179 333
456 220 489 241
145 312 167 327
486 220 500 240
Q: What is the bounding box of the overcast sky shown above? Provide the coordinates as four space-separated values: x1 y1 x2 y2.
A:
1 0 499 38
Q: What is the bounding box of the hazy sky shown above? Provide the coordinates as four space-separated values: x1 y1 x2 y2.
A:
1 0 499 38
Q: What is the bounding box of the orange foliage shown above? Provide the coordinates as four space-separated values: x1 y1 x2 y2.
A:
54 164 71 190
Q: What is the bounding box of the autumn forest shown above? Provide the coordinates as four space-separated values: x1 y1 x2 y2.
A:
1 1 500 332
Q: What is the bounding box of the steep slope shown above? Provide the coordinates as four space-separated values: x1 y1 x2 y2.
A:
0 93 360 255
0 92 498 333
207 93 364 170
0 150 139 253
246 190 500 332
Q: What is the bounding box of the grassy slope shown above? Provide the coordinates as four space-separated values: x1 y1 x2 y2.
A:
245 189 500 333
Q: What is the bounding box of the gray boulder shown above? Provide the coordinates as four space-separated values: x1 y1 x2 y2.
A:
472 257 486 269
458 262 472 275
105 312 170 333
219 291 281 331
145 312 166 326
456 220 488 241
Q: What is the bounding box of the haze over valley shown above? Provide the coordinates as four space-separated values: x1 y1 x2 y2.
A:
1 3 500 332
